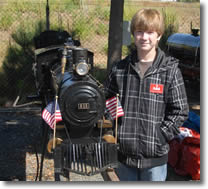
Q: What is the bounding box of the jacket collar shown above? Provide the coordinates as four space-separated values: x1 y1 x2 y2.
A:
129 48 172 76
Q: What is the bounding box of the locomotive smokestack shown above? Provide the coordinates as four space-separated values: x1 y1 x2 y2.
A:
190 21 199 36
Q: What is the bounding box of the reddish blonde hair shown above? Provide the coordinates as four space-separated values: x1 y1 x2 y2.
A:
130 9 164 36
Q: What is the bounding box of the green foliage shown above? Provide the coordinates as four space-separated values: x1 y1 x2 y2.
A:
1 44 34 102
93 6 110 21
0 0 199 106
95 23 108 36
92 66 108 84
122 45 130 57
71 13 94 40
123 6 141 21
6 1 40 14
50 0 77 12
177 0 200 2
0 16 72 105
159 8 179 51
90 6 110 36
71 0 82 6
103 42 108 55
0 20 47 104
12 27 34 49
0 14 14 30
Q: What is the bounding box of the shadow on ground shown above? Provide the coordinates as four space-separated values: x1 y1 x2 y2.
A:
0 109 42 181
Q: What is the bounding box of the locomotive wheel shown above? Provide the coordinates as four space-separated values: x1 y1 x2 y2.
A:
103 134 116 144
47 137 63 153
54 170 70 181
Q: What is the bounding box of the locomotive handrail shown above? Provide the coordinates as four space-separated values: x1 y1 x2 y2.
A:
34 45 64 56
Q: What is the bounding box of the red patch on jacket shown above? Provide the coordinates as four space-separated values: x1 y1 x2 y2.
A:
150 84 164 94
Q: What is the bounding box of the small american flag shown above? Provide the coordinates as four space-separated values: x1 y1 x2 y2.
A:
42 101 62 129
106 96 124 120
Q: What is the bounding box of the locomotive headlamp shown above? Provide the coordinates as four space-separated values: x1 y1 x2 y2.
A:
75 62 89 76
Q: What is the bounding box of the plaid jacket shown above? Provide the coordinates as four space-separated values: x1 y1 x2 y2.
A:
104 48 189 168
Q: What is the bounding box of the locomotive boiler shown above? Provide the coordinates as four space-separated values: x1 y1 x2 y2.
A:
166 29 200 84
33 30 118 180
166 28 200 104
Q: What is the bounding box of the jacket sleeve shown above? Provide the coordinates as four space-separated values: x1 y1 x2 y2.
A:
160 67 189 142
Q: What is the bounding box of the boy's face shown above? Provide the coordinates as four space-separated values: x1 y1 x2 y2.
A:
134 30 161 52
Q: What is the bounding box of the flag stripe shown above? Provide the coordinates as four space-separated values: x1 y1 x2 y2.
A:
106 96 124 120
42 101 62 129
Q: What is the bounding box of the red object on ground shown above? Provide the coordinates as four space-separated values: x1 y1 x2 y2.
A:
168 127 200 180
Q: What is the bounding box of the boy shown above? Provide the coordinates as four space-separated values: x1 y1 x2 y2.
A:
104 9 189 181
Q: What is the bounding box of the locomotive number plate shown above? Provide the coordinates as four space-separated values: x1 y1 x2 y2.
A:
78 103 90 110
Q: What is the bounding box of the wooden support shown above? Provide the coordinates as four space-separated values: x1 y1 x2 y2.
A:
102 168 120 181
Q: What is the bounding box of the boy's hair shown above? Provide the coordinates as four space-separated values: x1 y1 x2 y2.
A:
130 9 164 36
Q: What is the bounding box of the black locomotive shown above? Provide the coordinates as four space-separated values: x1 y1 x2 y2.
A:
33 30 118 180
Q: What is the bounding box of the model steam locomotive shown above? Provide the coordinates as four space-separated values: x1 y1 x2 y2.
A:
33 30 118 180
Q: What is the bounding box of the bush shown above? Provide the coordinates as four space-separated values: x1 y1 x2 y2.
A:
0 20 47 105
159 8 179 51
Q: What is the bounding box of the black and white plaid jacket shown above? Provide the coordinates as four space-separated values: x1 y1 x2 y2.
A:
104 48 189 168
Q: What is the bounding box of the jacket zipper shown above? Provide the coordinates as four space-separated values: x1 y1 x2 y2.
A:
136 76 143 155
131 64 143 155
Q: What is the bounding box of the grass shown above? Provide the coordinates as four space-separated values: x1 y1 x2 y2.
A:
0 1 200 58
0 0 200 105
0 14 14 30
71 12 95 40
